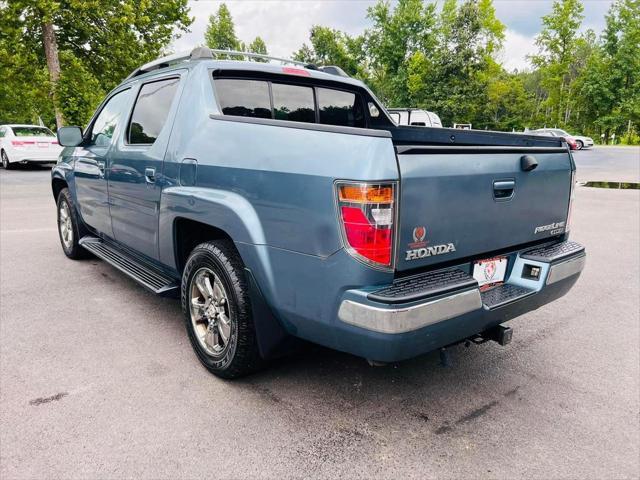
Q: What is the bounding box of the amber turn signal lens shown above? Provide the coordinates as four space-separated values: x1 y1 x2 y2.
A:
338 184 394 204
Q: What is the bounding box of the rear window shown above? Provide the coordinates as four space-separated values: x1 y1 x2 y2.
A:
317 88 365 128
11 126 54 137
214 79 271 119
272 83 315 123
213 77 366 128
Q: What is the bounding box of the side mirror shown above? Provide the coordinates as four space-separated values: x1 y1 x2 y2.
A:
57 126 83 147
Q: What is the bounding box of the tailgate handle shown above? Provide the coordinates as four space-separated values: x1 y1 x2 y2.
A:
493 179 515 201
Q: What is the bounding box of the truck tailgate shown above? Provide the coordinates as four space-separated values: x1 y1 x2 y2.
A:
396 149 572 271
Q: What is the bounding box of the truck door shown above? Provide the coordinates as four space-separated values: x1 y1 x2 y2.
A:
108 74 182 260
74 88 132 238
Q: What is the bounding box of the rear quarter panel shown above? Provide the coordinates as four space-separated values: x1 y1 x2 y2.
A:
158 65 399 338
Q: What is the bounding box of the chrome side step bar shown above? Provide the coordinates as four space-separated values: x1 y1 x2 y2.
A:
79 236 179 296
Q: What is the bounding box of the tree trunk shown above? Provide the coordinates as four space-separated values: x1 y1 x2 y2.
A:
42 22 63 128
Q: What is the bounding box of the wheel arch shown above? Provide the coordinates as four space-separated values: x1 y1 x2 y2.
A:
52 176 68 201
173 217 235 273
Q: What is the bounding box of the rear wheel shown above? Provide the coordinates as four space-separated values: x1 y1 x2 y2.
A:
1 150 13 169
181 240 262 379
56 188 91 259
576 140 584 150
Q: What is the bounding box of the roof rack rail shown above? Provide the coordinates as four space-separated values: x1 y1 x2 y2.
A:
126 46 313 79
126 47 213 79
208 48 309 67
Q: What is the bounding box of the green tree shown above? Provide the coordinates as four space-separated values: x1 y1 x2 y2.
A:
406 0 505 126
0 0 192 128
365 0 437 106
530 0 585 127
248 36 268 61
293 26 365 76
205 4 241 52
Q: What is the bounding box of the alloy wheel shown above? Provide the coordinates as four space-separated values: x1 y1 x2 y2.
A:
189 267 233 356
58 200 73 249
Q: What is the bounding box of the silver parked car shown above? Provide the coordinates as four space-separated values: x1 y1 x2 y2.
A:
533 128 594 150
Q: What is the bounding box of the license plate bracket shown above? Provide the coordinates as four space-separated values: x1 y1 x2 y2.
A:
473 256 508 288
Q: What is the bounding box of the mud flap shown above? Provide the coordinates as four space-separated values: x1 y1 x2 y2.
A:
244 267 301 360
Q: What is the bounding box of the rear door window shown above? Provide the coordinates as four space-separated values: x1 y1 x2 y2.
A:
272 83 315 123
128 77 180 144
317 88 365 128
214 79 271 119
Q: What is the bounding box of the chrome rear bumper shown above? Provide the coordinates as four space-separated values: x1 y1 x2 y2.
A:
338 288 482 334
338 242 585 334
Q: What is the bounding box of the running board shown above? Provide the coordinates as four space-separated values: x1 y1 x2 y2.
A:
79 236 179 296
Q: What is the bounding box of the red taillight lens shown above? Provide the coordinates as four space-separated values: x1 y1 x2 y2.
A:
11 140 34 147
337 182 396 269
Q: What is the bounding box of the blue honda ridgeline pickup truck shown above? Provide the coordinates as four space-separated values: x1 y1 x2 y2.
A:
52 47 586 378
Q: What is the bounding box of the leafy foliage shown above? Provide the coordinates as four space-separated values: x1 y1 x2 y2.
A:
290 0 638 142
0 0 191 127
1 0 637 143
204 4 240 52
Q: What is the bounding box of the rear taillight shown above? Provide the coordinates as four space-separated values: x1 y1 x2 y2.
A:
336 182 396 269
11 140 34 147
566 170 576 233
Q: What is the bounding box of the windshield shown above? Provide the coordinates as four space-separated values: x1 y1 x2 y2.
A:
11 126 54 137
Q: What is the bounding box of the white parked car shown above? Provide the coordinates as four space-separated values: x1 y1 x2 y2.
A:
388 108 443 128
532 128 594 150
0 124 63 169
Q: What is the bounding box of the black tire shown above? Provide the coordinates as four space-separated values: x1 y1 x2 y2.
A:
56 188 91 259
181 240 262 379
576 140 584 150
1 150 13 169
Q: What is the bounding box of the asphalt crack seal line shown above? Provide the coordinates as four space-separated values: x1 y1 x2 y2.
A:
29 392 68 406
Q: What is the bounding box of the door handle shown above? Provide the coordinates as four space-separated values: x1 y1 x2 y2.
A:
144 167 156 184
96 160 105 178
493 179 515 201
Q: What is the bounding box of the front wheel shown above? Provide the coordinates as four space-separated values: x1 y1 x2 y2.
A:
1 150 13 169
56 188 91 259
576 140 584 150
181 240 262 379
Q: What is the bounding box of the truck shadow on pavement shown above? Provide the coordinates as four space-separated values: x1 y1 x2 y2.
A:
228 337 530 440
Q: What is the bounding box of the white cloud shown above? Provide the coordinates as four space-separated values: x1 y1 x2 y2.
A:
172 0 376 58
499 29 537 72
171 1 607 73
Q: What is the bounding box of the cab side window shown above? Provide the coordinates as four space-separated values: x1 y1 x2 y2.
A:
272 83 315 123
214 79 271 119
317 88 365 128
90 89 131 147
128 77 180 145
0 127 5 138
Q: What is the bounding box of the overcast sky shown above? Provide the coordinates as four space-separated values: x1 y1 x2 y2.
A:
172 0 614 71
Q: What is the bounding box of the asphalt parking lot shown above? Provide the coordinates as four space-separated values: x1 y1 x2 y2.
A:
1 146 638 479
